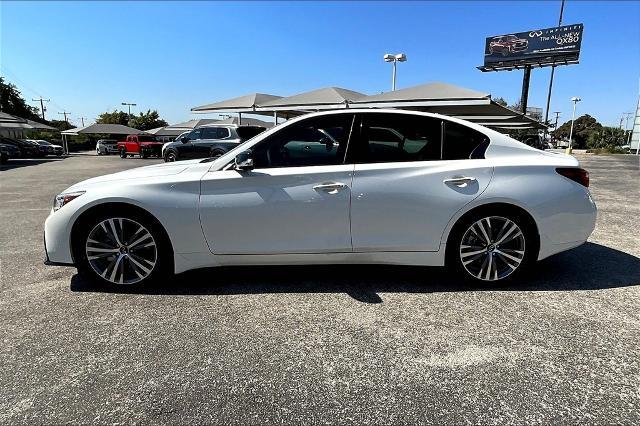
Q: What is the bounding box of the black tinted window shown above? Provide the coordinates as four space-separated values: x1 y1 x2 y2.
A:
357 113 442 163
188 129 202 140
252 114 353 168
443 121 489 160
201 127 229 139
236 126 265 141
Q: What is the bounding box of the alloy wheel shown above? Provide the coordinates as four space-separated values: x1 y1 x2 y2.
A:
85 217 157 285
459 216 526 281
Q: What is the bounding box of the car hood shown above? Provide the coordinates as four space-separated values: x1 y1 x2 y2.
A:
65 160 205 191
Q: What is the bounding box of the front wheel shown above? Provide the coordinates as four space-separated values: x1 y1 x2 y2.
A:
74 211 172 287
164 150 178 162
120 148 127 158
447 212 536 284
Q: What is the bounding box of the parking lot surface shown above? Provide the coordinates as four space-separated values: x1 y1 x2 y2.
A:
1 152 639 424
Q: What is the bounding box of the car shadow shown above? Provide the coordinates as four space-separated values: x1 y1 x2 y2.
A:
0 157 65 170
70 242 640 303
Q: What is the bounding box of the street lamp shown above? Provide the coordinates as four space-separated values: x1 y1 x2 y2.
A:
384 53 407 91
121 102 137 120
567 96 581 154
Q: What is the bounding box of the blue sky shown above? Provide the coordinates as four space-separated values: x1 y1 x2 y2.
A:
1 1 638 128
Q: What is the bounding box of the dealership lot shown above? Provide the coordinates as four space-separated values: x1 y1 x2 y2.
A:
0 153 638 423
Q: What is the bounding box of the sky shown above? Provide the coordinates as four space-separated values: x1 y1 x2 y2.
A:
1 1 638 128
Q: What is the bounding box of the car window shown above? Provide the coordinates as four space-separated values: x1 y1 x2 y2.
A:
251 114 354 168
236 126 265 141
356 113 442 163
442 121 490 160
188 129 202 140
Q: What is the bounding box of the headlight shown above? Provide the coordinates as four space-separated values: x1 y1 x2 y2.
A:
53 191 85 211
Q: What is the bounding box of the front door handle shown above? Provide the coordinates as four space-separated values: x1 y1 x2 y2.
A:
313 182 348 194
443 176 477 187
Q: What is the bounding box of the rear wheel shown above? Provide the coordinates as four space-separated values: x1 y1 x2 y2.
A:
74 210 172 288
96 147 102 156
447 210 536 284
141 148 150 159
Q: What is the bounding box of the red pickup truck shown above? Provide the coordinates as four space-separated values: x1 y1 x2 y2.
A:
117 134 164 159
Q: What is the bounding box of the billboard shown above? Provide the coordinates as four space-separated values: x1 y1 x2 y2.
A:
483 24 583 68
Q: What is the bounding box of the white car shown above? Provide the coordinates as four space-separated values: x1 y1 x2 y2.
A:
44 110 596 286
96 139 119 155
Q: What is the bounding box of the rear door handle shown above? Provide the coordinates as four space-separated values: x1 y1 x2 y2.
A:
313 182 348 194
443 176 477 187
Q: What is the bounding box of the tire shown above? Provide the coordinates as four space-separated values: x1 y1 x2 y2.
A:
209 148 226 159
73 208 173 288
141 149 149 159
120 148 127 159
164 150 178 162
446 209 537 284
96 148 102 156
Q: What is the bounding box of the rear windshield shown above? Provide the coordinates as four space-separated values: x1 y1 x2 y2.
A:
237 126 266 141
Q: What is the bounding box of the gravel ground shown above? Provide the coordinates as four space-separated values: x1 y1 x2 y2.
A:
1 152 639 424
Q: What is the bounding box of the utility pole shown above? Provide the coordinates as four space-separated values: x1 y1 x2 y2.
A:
58 111 70 122
32 97 51 121
552 111 561 143
622 112 633 145
78 116 87 127
543 0 566 140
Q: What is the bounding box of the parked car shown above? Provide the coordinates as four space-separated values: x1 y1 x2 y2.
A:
96 139 118 155
0 137 45 158
161 132 189 158
44 109 596 288
0 142 21 164
489 35 528 56
162 125 266 162
117 135 163 159
31 139 64 156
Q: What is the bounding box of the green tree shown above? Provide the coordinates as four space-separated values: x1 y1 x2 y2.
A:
0 77 40 120
47 119 74 131
553 114 603 149
129 109 168 131
493 97 508 107
586 126 626 149
96 110 130 125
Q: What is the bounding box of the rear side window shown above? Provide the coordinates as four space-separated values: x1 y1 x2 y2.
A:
201 127 229 140
442 121 489 160
236 126 266 141
356 113 442 163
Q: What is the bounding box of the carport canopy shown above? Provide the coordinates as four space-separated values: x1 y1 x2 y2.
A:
191 93 282 113
61 123 144 136
256 87 366 112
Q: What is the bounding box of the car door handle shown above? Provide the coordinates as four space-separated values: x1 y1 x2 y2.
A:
443 176 477 186
313 182 348 194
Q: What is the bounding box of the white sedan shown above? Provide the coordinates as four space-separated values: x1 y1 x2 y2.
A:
44 110 596 286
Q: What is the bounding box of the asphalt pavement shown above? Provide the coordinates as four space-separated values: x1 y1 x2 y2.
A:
1 152 639 424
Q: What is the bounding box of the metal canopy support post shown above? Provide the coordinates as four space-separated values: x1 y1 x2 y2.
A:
273 111 277 126
520 65 532 114
238 112 242 125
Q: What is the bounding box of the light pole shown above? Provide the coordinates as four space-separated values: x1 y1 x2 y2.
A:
121 102 137 121
567 97 581 154
384 53 407 91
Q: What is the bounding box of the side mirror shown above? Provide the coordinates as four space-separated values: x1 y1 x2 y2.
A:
181 137 190 144
235 150 254 171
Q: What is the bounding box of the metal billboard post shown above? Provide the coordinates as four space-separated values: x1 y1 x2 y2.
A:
521 65 532 113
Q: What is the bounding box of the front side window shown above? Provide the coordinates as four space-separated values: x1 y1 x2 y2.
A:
251 114 354 168
356 113 442 163
188 129 202 141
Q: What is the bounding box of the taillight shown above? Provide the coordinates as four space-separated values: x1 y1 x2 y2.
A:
556 167 589 187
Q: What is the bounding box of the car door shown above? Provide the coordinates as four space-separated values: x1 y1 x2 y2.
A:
179 129 202 159
199 113 356 255
350 112 493 252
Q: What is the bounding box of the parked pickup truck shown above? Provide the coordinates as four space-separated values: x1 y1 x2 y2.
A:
117 134 163 159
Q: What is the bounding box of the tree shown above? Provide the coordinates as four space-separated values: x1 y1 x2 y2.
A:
493 97 508 107
129 109 168 131
553 114 603 149
0 77 40 120
47 119 74 131
586 126 626 149
96 110 130 125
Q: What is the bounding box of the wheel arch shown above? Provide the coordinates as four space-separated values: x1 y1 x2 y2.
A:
69 201 175 269
443 201 540 263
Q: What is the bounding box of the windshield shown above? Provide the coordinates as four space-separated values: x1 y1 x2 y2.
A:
137 135 157 142
36 140 52 145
